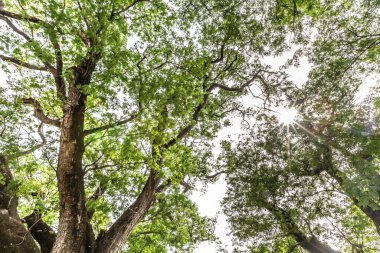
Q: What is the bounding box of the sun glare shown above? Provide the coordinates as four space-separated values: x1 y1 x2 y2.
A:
276 107 298 125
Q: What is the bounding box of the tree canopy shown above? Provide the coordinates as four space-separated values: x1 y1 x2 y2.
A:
222 0 380 252
0 0 314 252
0 0 379 253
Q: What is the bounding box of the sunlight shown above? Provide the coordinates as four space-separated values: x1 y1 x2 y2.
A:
276 106 298 125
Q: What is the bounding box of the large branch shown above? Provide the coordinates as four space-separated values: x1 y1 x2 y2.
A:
84 114 137 136
163 85 211 149
0 9 65 99
0 15 32 41
22 98 61 127
94 170 161 253
268 204 341 253
23 211 56 253
47 33 66 100
0 54 49 71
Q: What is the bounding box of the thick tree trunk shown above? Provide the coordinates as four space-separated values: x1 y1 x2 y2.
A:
93 171 160 253
51 86 89 253
0 156 41 253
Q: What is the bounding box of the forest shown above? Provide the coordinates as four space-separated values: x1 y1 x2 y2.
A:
0 0 378 252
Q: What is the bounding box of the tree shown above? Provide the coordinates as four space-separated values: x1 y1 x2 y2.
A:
0 0 303 252
222 0 380 252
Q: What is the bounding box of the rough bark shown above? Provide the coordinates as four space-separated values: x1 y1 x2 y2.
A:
93 171 161 253
0 209 41 253
51 60 99 252
0 156 41 253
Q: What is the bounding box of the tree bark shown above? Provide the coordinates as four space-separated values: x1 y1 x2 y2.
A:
51 75 92 253
94 170 161 253
23 211 56 253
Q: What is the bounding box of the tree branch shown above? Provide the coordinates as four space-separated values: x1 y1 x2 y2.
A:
0 15 31 41
211 44 225 64
17 123 46 157
0 54 49 71
22 98 61 127
213 70 262 93
112 0 150 16
45 29 66 100
163 72 260 148
84 114 137 136
23 211 56 253
86 186 104 220
1 9 65 99
203 170 228 179
0 9 42 23
94 170 161 253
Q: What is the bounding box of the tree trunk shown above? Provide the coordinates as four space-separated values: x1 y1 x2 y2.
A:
51 85 89 253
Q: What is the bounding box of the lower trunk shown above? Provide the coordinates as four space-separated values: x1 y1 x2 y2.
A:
94 171 160 253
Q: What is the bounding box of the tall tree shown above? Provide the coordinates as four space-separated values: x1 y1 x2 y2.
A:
0 0 301 252
222 0 380 252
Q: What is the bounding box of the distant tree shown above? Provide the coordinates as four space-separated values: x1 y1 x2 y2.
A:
222 0 380 252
